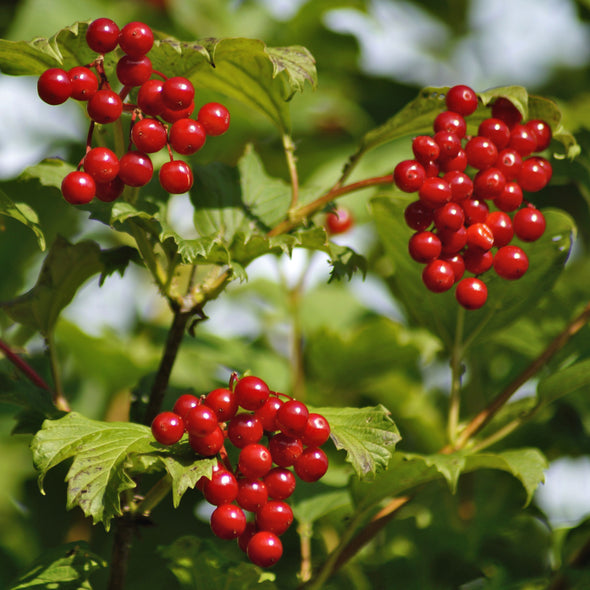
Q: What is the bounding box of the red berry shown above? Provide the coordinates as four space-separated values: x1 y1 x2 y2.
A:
198 102 231 136
86 18 120 53
87 89 123 124
455 277 488 310
441 254 465 283
518 157 550 192
168 118 207 155
160 101 195 123
485 211 514 247
439 149 467 173
131 118 167 153
466 222 494 251
118 21 154 57
185 404 218 437
513 207 546 241
526 119 552 152
301 413 331 447
254 396 284 432
494 148 523 181
433 202 465 232
68 66 98 101
422 259 455 293
473 167 506 200
172 393 200 421
137 79 165 117
210 504 247 540
493 245 529 280
151 411 184 445
495 181 523 212
445 85 478 116
237 521 257 553
394 160 426 193
434 130 462 160
264 468 297 500
247 531 283 568
326 207 354 235
463 247 493 275
462 198 489 225
408 231 441 263
276 400 309 437
37 68 72 105
83 147 120 183
238 443 273 479
116 55 152 87
465 136 498 170
234 376 270 411
159 160 194 194
256 500 294 535
118 151 153 187
294 447 329 482
162 77 195 111
418 177 452 208
444 170 473 202
61 171 95 205
269 433 303 467
438 226 467 256
237 478 268 512
204 388 238 422
412 135 440 163
188 426 225 456
95 177 125 203
202 466 239 505
478 118 510 150
227 413 264 448
508 124 537 157
404 200 434 231
434 111 467 138
491 97 522 129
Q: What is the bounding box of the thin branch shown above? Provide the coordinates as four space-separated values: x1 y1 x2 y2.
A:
106 515 135 590
283 133 300 210
0 338 53 392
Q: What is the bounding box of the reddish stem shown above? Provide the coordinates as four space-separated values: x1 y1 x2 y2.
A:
0 339 52 391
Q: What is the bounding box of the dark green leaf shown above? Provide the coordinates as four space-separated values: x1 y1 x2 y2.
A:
161 453 216 508
0 189 45 250
8 542 106 590
537 358 590 406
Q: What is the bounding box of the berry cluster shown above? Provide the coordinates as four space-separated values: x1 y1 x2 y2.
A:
394 85 551 310
150 374 331 568
37 18 230 205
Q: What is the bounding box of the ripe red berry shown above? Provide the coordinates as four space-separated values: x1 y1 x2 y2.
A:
441 254 465 283
455 277 488 310
434 111 467 138
493 245 529 280
116 55 152 87
168 118 207 155
466 222 494 251
256 500 294 535
495 148 523 181
445 85 478 116
247 531 283 568
234 376 270 411
444 170 473 202
188 426 225 456
87 89 123 124
301 413 331 447
202 466 239 505
473 167 506 200
159 160 194 194
463 247 493 275
394 159 426 193
264 468 297 500
118 151 153 187
526 119 552 152
433 130 462 160
478 118 510 150
162 77 195 111
151 411 184 445
508 124 537 157
485 211 514 247
237 478 268 512
61 171 96 205
418 177 452 208
198 102 231 136
294 447 329 482
404 200 434 231
185 404 218 437
276 400 309 437
491 97 522 129
495 181 523 212
172 393 200 421
160 102 195 123
204 388 238 422
210 504 247 540
86 18 120 53
227 413 264 448
412 135 440 163
37 68 72 105
439 149 467 173
513 207 546 241
408 231 442 263
68 66 98 101
422 259 455 293
95 177 125 203
269 433 303 467
238 443 273 479
461 198 489 225
131 118 167 153
438 226 467 256
83 147 120 183
326 207 354 234
433 202 465 232
465 136 498 170
137 79 165 117
118 21 154 57
254 396 284 432
518 157 550 192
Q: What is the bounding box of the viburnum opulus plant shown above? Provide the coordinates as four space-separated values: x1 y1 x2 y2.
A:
1 11 589 590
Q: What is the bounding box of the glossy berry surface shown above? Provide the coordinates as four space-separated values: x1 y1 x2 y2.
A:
445 84 478 116
159 160 194 194
513 207 546 242
68 66 98 101
87 89 123 124
118 21 154 57
394 160 426 193
455 277 488 310
118 151 153 187
204 388 238 422
326 207 354 234
234 376 270 411
256 500 294 536
162 77 195 111
202 467 239 505
276 400 309 437
422 259 455 293
264 468 297 500
238 443 273 479
83 147 120 183
151 411 184 445
493 245 529 280
198 102 231 136
185 404 218 437
168 118 206 155
131 118 167 153
61 171 96 205
172 394 200 421
37 68 72 105
237 479 268 512
210 504 247 540
86 18 120 53
294 447 329 482
227 413 264 448
247 532 283 568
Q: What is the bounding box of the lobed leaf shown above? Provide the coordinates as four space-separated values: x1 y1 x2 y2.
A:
312 404 401 478
8 542 106 590
0 189 46 250
31 412 155 530
161 453 216 508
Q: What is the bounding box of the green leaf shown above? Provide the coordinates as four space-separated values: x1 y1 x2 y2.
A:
537 358 590 406
161 452 216 508
18 158 75 190
159 536 278 590
0 189 46 251
312 405 401 478
371 198 575 350
8 542 106 590
291 490 352 525
328 243 368 281
0 236 104 335
31 412 154 530
0 22 316 133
